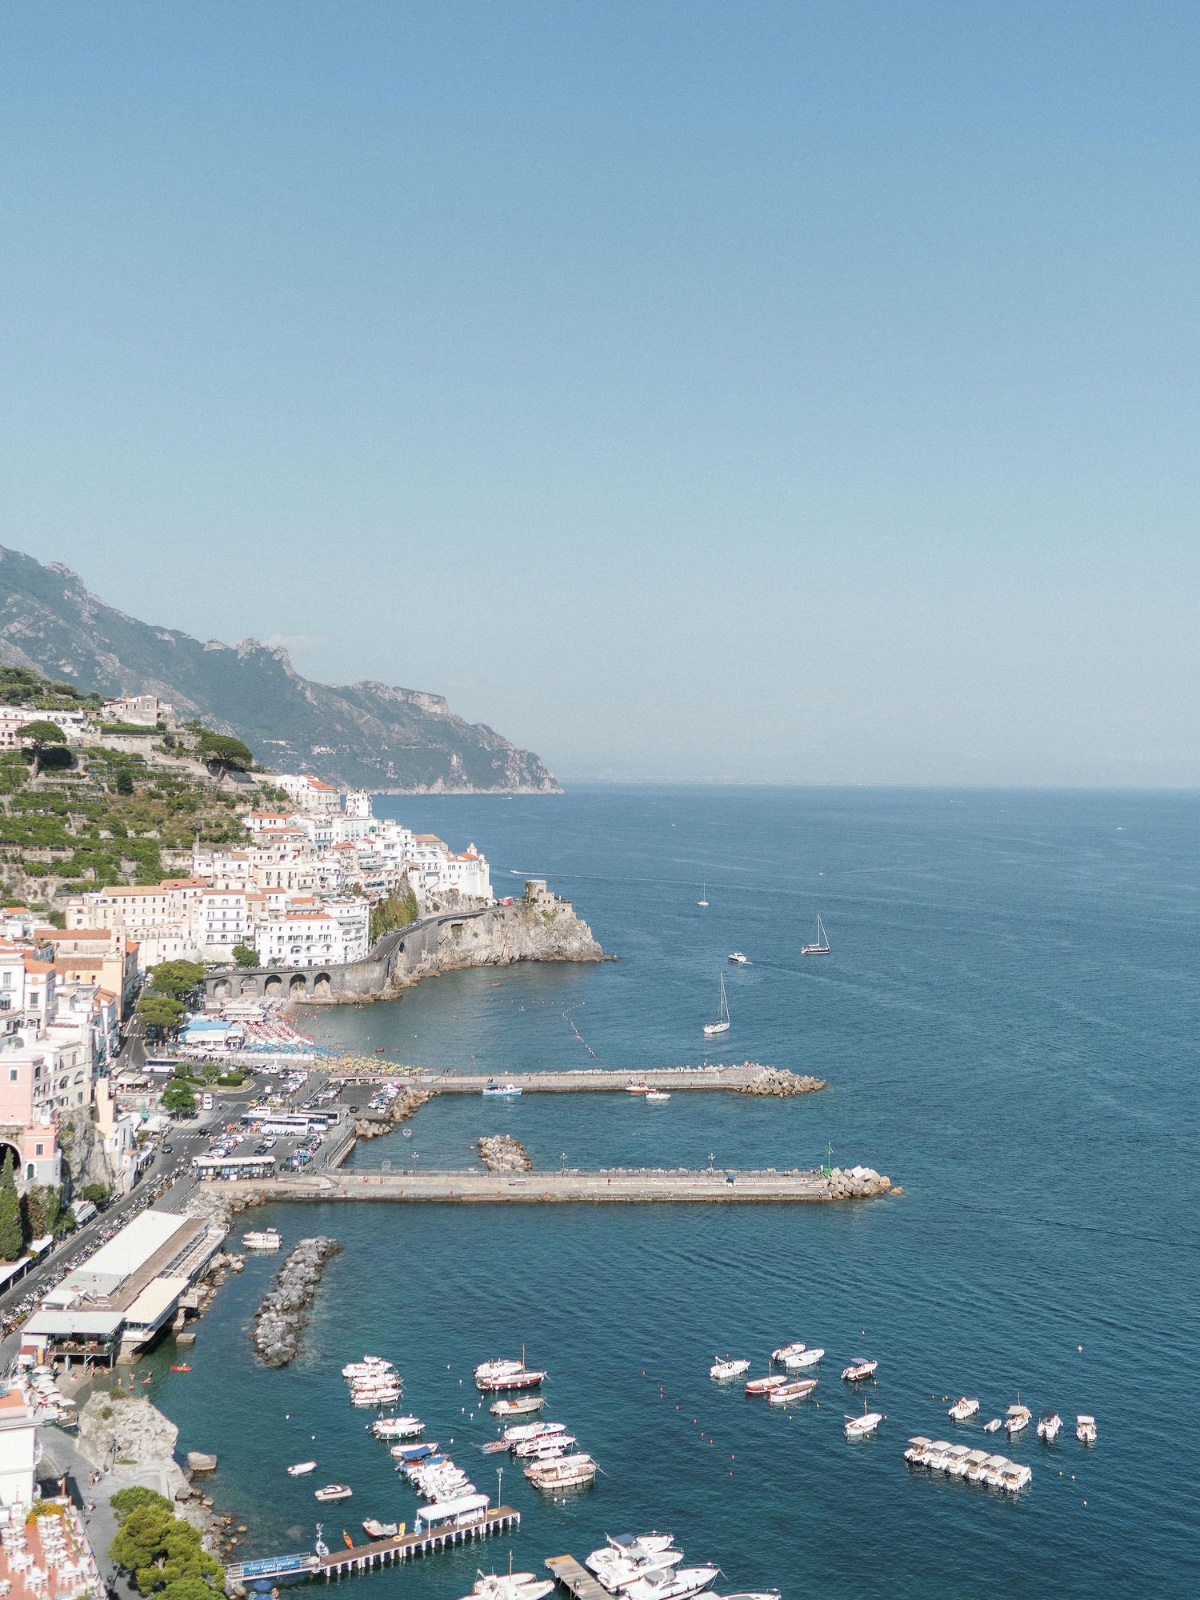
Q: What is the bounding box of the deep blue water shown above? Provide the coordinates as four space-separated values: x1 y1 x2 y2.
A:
136 789 1199 1596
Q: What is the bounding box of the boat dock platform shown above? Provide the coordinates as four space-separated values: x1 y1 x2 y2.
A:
545 1555 611 1600
225 1507 520 1589
221 1165 848 1203
341 1065 822 1095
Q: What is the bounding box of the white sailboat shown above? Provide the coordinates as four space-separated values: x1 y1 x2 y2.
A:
801 914 830 955
703 973 731 1036
697 883 708 907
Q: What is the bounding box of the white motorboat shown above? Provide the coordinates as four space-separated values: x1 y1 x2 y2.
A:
727 952 749 965
993 1461 1033 1493
943 1445 973 1478
601 1536 677 1558
287 1460 317 1477
625 1080 651 1094
467 1574 555 1600
983 1417 1002 1434
474 1358 525 1384
1076 1414 1097 1444
922 1441 954 1471
844 1409 882 1439
491 1396 545 1417
351 1388 402 1407
768 1378 817 1406
714 1593 780 1600
645 1090 671 1103
587 1546 684 1590
344 1357 396 1379
371 1416 423 1439
1037 1411 1062 1441
968 1452 1007 1485
524 1453 598 1490
502 1420 566 1445
477 1368 546 1392
841 1359 877 1382
710 1357 750 1381
801 915 830 955
242 1228 282 1250
1005 1403 1032 1436
623 1567 720 1600
362 1519 399 1539
482 1083 523 1097
963 1449 991 1482
703 974 731 1036
744 1374 790 1396
315 1484 353 1502
771 1342 806 1363
903 1435 933 1465
948 1398 980 1421
783 1347 823 1369
512 1433 576 1460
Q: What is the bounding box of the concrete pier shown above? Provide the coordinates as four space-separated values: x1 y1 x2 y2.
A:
349 1064 823 1094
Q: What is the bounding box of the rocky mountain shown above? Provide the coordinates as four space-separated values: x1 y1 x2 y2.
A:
0 546 559 792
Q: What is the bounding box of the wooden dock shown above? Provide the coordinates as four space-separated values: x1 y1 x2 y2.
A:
225 1507 520 1588
545 1555 611 1600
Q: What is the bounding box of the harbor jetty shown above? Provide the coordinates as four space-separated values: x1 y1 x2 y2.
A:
251 1236 341 1366
477 1134 532 1172
350 1063 825 1095
220 1166 893 1204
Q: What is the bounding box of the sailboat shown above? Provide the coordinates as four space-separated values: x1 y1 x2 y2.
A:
697 882 708 907
703 973 731 1035
801 914 830 955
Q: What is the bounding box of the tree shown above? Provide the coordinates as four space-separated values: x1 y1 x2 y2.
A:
135 993 185 1036
147 960 205 998
79 1181 111 1206
116 770 135 795
0 1151 24 1261
198 731 253 772
369 878 419 942
109 1498 223 1597
232 943 258 968
16 720 66 778
21 1183 60 1240
161 1079 197 1117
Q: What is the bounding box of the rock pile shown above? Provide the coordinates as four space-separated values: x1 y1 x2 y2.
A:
251 1236 342 1367
356 1086 434 1139
827 1165 891 1198
741 1065 826 1096
477 1134 532 1172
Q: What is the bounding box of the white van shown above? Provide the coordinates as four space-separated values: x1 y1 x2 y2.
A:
202 1093 214 1111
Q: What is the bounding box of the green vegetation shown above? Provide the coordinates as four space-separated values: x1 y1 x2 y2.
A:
369 878 418 943
79 1180 111 1206
146 960 205 998
135 993 185 1035
232 943 258 967
0 666 96 711
109 1488 224 1600
161 1079 197 1117
0 1153 23 1262
198 731 253 771
21 1183 62 1240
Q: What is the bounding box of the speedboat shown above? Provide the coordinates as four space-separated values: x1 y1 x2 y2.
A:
468 1574 554 1600
491 1396 545 1417
841 1359 877 1382
242 1228 282 1250
710 1358 750 1381
1076 1414 1097 1443
768 1378 817 1406
983 1417 1002 1434
771 1342 806 1363
948 1398 980 1421
623 1568 720 1600
524 1453 598 1490
645 1091 671 1103
744 1374 790 1396
372 1416 423 1439
1005 1403 1032 1437
287 1460 317 1476
362 1519 399 1540
1037 1411 1062 1441
727 952 749 965
844 1410 882 1439
587 1541 683 1590
483 1083 523 1097
625 1080 651 1094
783 1347 823 1369
315 1484 353 1502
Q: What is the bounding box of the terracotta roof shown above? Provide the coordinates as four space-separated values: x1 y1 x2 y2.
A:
42 929 111 942
23 958 53 974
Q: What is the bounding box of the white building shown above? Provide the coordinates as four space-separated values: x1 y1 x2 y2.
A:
273 773 342 813
198 890 251 960
257 910 349 968
0 1392 36 1510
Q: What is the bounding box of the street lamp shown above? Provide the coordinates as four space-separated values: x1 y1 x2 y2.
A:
708 1152 714 1176
560 1151 567 1174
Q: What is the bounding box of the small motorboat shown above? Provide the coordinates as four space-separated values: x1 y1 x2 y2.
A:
391 1442 438 1461
771 1342 806 1363
170 1365 192 1373
768 1378 817 1406
1005 1403 1032 1437
744 1374 790 1396
315 1484 353 1502
502 1421 566 1445
623 1566 720 1600
710 1357 751 1381
645 1090 671 1103
903 1436 933 1465
783 1347 823 1369
371 1416 423 1439
727 952 749 965
625 1080 651 1094
1076 1414 1097 1444
474 1358 524 1383
362 1519 399 1540
524 1453 599 1491
477 1368 546 1392
242 1228 282 1250
491 1395 545 1417
287 1461 317 1477
983 1418 1003 1434
841 1359 877 1382
948 1398 980 1422
844 1410 883 1439
482 1083 523 1097
1037 1411 1062 1441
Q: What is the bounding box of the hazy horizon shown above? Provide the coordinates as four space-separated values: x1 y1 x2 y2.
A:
3 3 1197 788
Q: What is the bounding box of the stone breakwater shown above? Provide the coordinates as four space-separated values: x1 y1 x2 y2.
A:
741 1065 826 1095
355 1086 435 1140
251 1236 342 1367
827 1165 892 1198
477 1134 532 1172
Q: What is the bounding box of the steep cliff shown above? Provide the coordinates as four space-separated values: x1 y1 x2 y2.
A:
387 897 605 993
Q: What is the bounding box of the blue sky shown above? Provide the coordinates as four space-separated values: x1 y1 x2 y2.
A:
1 2 1198 784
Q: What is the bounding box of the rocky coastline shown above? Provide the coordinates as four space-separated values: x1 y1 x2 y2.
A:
740 1064 826 1095
354 1085 434 1140
250 1236 342 1367
826 1165 893 1198
477 1134 532 1172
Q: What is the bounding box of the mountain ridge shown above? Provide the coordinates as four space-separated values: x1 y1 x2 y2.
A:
0 546 560 793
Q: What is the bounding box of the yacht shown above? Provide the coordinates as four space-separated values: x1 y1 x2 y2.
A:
1037 1411 1062 1442
1005 1402 1032 1437
524 1453 598 1490
727 952 749 965
783 1347 823 1369
314 1484 353 1502
623 1568 719 1600
587 1549 684 1590
491 1396 545 1417
709 1357 750 1381
768 1378 817 1406
703 975 731 1036
844 1409 882 1439
1076 1414 1097 1444
771 1342 806 1363
242 1228 282 1250
744 1374 790 1396
801 915 830 955
371 1416 423 1439
947 1398 980 1422
287 1460 317 1477
841 1359 877 1382
645 1090 671 1103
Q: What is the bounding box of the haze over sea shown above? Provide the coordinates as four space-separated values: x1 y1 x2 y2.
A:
144 788 1198 1597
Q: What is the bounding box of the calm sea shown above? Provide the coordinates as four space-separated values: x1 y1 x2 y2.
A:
140 788 1200 1597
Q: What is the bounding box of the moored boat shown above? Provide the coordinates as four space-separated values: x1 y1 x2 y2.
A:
477 1368 546 1392
315 1484 353 1502
623 1567 719 1600
1005 1402 1031 1437
474 1358 525 1384
771 1342 806 1363
524 1452 598 1491
1076 1414 1097 1443
948 1398 980 1421
709 1357 750 1381
491 1395 545 1417
502 1420 566 1446
768 1378 817 1406
362 1519 399 1539
242 1228 282 1250
783 1347 823 1369
287 1460 317 1476
512 1433 576 1459
371 1416 423 1439
841 1359 877 1382
744 1374 789 1396
1037 1411 1062 1441
844 1409 883 1439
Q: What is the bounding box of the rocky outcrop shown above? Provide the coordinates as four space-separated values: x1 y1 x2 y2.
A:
827 1165 892 1199
741 1065 826 1096
477 1135 532 1173
384 898 604 995
250 1236 341 1367
57 1105 122 1196
79 1390 180 1471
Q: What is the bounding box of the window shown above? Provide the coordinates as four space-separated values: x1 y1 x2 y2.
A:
7 1069 15 1082
34 1143 42 1156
